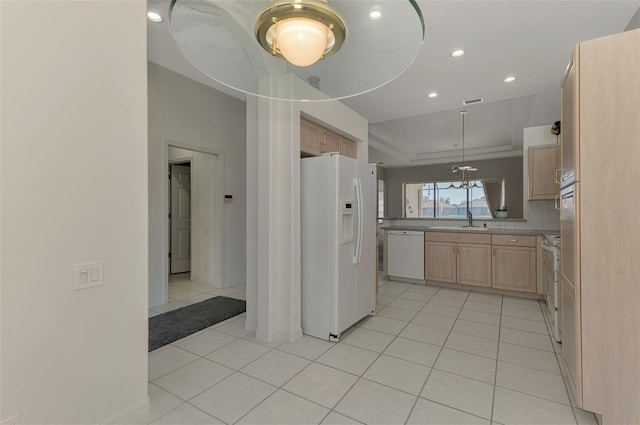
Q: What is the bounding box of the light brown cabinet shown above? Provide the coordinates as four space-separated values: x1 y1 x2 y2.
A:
322 129 342 153
560 50 579 188
425 232 491 288
491 234 536 293
528 144 560 200
340 138 357 159
300 118 357 159
559 30 640 423
300 119 322 156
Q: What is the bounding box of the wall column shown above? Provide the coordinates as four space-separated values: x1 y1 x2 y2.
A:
246 93 302 343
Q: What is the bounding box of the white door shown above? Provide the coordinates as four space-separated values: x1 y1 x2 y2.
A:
170 164 191 273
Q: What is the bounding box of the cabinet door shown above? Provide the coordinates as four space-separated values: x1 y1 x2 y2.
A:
300 119 322 156
425 241 456 283
560 48 579 187
561 273 582 406
321 129 341 154
457 244 491 287
560 184 578 287
492 246 536 293
528 144 560 200
340 138 357 159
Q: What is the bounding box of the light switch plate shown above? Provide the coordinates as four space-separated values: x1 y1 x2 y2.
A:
72 261 104 290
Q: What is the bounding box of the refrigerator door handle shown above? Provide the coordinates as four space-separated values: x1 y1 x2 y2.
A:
353 177 364 264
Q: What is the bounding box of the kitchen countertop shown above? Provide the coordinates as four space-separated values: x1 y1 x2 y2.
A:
383 226 559 237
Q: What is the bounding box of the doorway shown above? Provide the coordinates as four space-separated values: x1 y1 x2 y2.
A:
169 161 192 275
165 145 222 293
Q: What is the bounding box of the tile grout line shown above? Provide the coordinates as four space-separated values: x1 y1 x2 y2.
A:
404 286 474 424
489 295 504 424
320 281 438 424
233 280 420 425
539 298 581 425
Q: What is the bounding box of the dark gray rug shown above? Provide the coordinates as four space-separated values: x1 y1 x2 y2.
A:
149 296 246 352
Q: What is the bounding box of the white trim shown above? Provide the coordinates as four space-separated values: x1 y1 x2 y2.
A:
99 397 149 425
162 140 224 302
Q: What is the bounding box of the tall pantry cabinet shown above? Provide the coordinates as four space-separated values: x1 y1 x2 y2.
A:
559 29 640 425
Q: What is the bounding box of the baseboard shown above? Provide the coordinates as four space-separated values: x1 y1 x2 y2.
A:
255 327 303 344
282 328 303 343
99 397 149 425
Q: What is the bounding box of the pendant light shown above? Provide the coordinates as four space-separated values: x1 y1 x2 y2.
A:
448 110 480 189
168 0 425 101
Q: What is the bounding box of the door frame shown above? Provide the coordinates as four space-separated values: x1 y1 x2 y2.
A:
162 140 224 301
168 159 192 275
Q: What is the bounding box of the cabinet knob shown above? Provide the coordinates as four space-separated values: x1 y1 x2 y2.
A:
509 239 518 242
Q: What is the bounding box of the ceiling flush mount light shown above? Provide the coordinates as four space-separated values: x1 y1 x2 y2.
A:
449 110 480 189
169 0 425 101
428 92 438 98
147 11 162 22
504 75 517 83
451 49 464 58
254 0 347 67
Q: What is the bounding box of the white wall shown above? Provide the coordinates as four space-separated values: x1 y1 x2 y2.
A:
523 125 561 230
245 73 369 340
149 63 246 307
168 147 222 285
0 1 148 423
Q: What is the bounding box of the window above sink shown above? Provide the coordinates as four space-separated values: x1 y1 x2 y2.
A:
403 178 505 219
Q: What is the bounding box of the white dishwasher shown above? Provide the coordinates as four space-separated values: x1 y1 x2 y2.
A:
387 230 425 280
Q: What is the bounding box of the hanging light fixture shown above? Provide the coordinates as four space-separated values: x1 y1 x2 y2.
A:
448 110 480 189
254 0 346 67
168 0 425 101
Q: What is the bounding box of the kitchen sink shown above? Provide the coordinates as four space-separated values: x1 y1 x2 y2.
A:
428 226 489 231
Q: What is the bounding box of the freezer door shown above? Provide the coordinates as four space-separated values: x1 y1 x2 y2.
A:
354 163 377 321
334 155 357 335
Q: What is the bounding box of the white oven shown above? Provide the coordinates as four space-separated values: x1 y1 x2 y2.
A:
542 235 561 342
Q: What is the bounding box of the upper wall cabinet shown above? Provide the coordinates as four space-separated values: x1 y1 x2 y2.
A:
528 144 560 200
300 118 357 159
300 119 322 157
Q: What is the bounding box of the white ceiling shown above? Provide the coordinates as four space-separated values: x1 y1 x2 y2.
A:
147 0 640 167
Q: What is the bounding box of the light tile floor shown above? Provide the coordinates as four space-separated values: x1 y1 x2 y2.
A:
148 273 246 318
138 278 598 425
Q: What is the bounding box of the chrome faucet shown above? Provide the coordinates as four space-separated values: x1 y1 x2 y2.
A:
467 210 474 227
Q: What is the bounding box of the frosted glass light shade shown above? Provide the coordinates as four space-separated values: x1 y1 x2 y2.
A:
169 0 425 101
267 18 331 66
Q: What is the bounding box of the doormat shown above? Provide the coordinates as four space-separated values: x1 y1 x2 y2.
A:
149 296 246 352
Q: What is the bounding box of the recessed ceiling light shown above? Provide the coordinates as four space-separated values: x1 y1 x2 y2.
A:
369 10 383 21
451 49 465 58
428 92 438 98
504 76 517 83
147 11 162 22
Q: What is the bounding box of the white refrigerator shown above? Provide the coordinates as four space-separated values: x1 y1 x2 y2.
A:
301 153 376 341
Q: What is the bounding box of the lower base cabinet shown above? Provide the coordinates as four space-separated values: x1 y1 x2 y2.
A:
425 233 491 288
492 246 536 293
491 235 537 293
423 232 537 294
458 244 491 287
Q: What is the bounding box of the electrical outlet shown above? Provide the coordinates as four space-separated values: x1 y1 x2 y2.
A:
1 414 20 424
72 261 104 290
